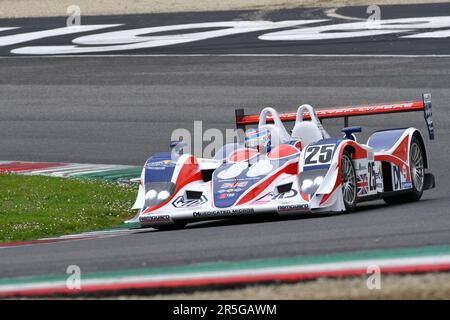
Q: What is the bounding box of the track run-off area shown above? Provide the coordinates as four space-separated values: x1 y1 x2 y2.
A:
0 3 450 296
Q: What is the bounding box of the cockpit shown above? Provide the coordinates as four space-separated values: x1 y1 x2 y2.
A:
245 105 329 152
213 104 330 162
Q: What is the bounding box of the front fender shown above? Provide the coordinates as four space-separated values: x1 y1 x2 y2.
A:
300 138 368 199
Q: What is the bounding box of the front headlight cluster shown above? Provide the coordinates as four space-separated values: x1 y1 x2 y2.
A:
300 170 327 195
144 182 176 208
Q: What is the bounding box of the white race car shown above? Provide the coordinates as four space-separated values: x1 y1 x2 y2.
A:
129 94 435 230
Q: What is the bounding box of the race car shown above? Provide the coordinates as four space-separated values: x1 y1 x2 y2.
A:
129 93 435 230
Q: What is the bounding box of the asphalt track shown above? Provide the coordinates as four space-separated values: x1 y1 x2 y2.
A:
1 4 450 279
1 2 450 55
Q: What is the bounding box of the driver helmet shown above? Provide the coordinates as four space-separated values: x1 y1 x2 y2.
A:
245 128 272 153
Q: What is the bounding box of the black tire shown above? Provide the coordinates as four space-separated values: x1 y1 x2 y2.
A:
152 222 187 231
383 136 425 205
341 151 357 212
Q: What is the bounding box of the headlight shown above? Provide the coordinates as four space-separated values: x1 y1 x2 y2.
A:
145 190 157 201
300 169 328 195
301 179 313 193
314 176 324 186
157 190 171 201
144 182 176 208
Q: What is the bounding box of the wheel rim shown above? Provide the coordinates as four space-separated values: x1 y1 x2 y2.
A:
341 155 356 205
410 142 424 192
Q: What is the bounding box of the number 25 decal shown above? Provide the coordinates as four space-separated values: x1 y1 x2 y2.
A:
304 144 334 165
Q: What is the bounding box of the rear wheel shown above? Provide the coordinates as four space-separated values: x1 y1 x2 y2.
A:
384 136 425 205
341 151 357 212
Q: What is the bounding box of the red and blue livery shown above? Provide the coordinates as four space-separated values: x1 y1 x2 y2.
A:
129 93 435 230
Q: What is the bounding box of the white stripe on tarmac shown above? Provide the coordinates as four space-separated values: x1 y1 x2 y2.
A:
1 54 450 58
24 164 89 175
41 229 139 240
28 164 131 177
27 163 118 175
1 254 449 293
68 166 133 176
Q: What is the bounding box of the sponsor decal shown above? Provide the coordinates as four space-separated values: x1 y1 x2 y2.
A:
219 176 260 183
193 208 254 218
357 173 369 196
146 160 172 167
145 160 174 170
219 193 236 199
367 161 377 192
277 204 308 213
140 215 171 223
357 163 367 171
402 182 413 189
392 165 402 191
393 164 410 191
254 189 298 204
146 166 166 170
402 165 408 179
217 181 248 194
272 189 298 200
172 195 208 208
423 93 434 140
218 188 243 194
221 181 248 188
376 162 384 192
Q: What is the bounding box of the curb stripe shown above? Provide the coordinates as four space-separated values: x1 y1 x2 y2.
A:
0 236 97 248
0 160 141 182
0 254 449 297
0 162 65 172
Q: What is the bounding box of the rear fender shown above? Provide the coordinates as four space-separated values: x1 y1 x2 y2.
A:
368 127 428 168
367 127 434 193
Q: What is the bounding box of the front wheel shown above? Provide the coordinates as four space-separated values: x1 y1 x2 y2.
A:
384 136 425 205
341 151 357 212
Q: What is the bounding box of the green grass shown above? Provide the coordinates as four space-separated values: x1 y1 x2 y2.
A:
0 174 137 243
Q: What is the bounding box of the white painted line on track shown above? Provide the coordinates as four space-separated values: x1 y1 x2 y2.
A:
26 164 94 175
25 164 133 177
59 166 131 176
1 54 450 58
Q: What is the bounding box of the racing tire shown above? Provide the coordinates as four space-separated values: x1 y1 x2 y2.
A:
383 136 425 205
341 151 357 212
152 222 187 231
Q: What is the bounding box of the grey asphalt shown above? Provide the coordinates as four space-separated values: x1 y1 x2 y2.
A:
0 55 449 278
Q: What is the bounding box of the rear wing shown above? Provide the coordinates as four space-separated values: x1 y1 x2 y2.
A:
235 93 434 140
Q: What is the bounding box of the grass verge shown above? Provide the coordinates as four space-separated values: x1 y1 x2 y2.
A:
0 174 137 243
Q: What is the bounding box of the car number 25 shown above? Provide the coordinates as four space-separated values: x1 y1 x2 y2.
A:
304 144 334 166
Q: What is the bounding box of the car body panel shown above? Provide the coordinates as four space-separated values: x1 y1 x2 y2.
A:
129 95 435 228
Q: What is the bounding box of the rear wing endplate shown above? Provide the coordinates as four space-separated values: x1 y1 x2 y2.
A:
235 93 434 140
